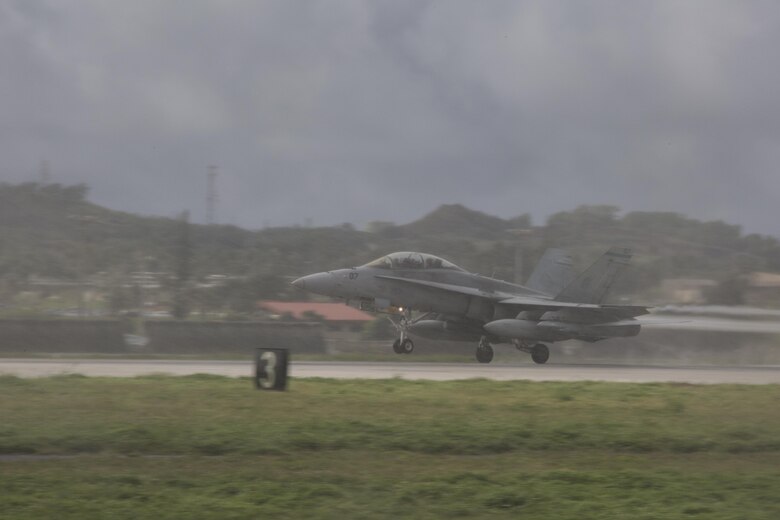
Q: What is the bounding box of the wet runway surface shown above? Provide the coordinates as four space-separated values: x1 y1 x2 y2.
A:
2 359 780 384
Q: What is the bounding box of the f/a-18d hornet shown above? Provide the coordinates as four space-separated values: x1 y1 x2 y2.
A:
292 248 648 364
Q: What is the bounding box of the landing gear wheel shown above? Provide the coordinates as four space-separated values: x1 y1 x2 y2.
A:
531 343 549 364
400 338 415 354
476 344 494 364
392 339 402 354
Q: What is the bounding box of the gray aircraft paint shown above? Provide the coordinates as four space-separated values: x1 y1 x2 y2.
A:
292 249 648 363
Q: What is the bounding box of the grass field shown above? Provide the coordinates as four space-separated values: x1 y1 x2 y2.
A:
2 375 780 519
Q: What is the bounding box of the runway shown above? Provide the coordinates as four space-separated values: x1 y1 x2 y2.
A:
2 359 780 384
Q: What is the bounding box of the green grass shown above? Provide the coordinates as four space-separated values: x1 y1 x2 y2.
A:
1 375 780 518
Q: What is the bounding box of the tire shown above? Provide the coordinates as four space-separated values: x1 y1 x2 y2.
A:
401 338 414 354
476 344 494 364
531 343 549 364
392 339 402 354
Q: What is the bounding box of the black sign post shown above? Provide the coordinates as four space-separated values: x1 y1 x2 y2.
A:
254 348 289 391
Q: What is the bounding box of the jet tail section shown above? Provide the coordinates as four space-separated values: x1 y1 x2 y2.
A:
554 247 633 304
525 248 576 297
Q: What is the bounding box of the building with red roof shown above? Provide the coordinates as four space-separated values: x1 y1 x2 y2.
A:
257 301 374 332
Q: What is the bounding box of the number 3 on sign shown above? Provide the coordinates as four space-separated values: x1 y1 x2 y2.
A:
259 351 276 388
255 348 289 391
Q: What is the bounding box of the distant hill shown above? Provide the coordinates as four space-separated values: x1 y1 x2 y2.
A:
0 182 257 279
2 182 780 304
399 204 531 238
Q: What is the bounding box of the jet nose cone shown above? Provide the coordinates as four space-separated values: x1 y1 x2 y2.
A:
291 272 338 296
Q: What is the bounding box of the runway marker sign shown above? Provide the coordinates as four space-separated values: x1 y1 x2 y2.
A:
255 348 288 391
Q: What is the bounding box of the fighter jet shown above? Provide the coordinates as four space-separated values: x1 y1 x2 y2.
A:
292 248 648 364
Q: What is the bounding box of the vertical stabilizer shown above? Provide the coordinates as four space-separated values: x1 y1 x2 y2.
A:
554 247 632 304
525 248 576 296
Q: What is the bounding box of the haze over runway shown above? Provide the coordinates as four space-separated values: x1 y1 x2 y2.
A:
2 359 780 385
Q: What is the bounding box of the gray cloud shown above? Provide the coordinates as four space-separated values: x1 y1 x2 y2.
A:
2 0 780 234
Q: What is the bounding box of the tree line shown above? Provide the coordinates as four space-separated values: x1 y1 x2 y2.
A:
2 183 779 311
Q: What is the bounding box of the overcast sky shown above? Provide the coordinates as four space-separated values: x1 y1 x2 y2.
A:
2 1 780 235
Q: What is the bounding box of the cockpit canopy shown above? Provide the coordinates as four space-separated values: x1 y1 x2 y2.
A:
362 252 465 271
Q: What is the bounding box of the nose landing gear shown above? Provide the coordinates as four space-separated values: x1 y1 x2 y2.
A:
390 310 415 355
392 337 414 354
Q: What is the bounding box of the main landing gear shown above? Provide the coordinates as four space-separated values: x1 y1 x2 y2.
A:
475 337 494 364
531 343 549 364
514 341 550 364
475 340 549 364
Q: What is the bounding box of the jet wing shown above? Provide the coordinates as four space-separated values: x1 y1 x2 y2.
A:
498 296 601 309
373 275 511 300
500 296 648 314
374 275 649 318
498 298 648 319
